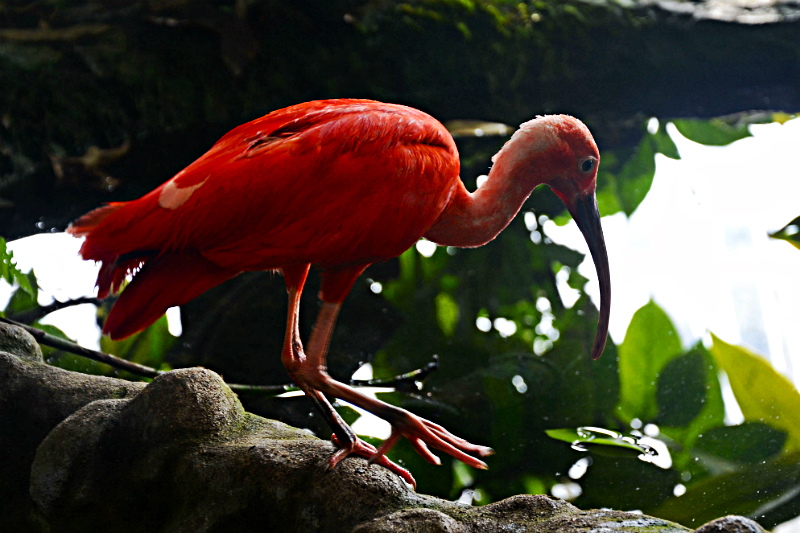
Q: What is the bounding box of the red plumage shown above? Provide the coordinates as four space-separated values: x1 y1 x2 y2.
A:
70 98 609 487
71 99 460 338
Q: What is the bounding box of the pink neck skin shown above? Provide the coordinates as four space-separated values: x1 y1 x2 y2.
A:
424 146 544 248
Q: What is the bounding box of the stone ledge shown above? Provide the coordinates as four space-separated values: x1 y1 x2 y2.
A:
0 323 765 533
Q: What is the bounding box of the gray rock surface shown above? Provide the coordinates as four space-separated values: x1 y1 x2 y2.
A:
0 324 144 532
0 323 767 532
694 516 768 533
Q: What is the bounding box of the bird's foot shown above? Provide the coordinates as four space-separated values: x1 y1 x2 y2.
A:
373 411 494 470
330 434 417 489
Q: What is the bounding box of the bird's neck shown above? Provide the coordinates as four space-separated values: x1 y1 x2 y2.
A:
424 153 540 248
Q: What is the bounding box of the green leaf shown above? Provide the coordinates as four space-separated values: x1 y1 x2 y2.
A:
772 112 796 125
34 322 70 340
5 269 39 314
37 322 111 375
0 238 35 298
546 427 653 459
658 345 726 474
672 119 752 146
617 301 683 421
650 126 680 160
680 345 725 446
579 454 678 511
617 135 656 216
651 451 800 529
590 118 682 219
710 334 800 451
768 215 800 251
435 292 460 336
694 422 787 465
101 314 175 373
656 352 707 427
594 171 622 218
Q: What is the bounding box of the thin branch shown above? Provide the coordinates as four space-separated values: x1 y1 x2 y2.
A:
0 316 162 378
223 356 441 397
0 317 439 397
9 296 103 324
224 383 300 396
350 355 439 392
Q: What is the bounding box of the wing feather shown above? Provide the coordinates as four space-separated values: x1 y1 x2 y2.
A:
77 100 460 272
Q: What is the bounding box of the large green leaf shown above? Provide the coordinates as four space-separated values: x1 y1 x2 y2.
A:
670 345 725 454
658 345 726 474
672 118 752 146
656 353 706 426
651 451 800 529
4 269 38 314
546 427 654 459
578 454 679 511
694 422 787 466
617 301 683 421
710 334 800 451
656 351 707 427
616 132 656 216
596 122 680 218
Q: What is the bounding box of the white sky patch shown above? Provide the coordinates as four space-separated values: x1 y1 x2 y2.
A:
348 363 392 439
0 234 101 349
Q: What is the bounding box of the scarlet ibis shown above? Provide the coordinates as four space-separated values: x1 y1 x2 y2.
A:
68 99 610 488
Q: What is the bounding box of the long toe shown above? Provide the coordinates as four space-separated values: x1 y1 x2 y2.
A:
391 413 492 470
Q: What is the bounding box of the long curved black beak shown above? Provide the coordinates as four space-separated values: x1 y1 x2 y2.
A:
568 192 610 360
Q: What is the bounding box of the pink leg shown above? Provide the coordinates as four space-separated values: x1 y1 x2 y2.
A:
280 265 416 487
299 267 493 471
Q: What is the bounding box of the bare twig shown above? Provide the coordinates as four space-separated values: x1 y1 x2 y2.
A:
224 383 299 396
0 316 161 378
0 317 439 397
9 296 103 324
350 355 439 392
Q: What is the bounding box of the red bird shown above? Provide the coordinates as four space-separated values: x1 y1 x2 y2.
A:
69 99 610 488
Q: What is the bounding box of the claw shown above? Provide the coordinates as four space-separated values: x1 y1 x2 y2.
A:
330 434 417 489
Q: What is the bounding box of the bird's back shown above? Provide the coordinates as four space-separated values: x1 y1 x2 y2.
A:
73 100 462 272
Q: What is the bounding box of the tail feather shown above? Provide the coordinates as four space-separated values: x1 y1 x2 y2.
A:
96 256 147 299
103 250 238 340
67 203 126 238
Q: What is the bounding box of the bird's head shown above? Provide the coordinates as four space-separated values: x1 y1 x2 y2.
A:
495 115 610 359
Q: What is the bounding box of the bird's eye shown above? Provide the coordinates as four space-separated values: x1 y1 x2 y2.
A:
580 157 596 174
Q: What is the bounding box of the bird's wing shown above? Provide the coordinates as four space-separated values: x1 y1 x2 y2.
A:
79 100 460 270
